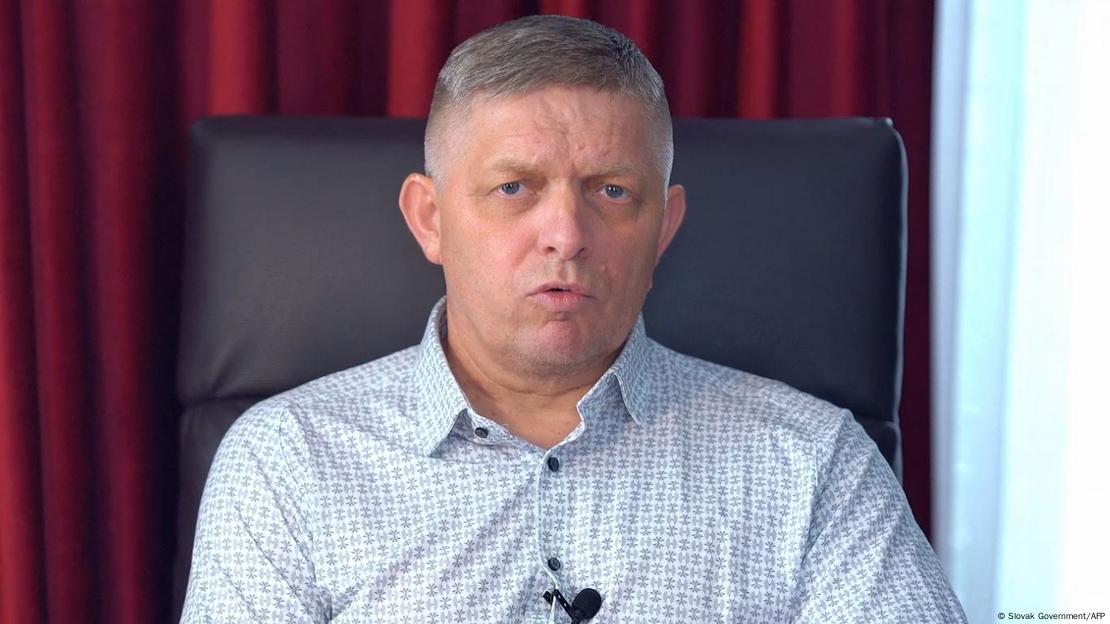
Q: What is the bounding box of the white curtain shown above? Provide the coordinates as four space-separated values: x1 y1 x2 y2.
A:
932 0 1109 621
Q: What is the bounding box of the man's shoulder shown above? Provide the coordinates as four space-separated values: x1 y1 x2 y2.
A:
270 344 419 406
650 339 851 447
226 345 422 443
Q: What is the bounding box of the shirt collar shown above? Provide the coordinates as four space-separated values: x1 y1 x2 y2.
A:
411 298 472 456
411 297 656 456
578 313 652 427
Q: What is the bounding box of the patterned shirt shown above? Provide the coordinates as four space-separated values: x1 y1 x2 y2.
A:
181 298 965 623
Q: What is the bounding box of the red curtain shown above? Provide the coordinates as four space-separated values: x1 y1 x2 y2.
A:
0 1 935 622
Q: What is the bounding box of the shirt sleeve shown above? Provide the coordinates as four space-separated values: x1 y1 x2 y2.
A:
180 400 330 623
792 410 967 623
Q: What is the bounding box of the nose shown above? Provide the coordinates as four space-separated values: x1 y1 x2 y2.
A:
537 184 590 261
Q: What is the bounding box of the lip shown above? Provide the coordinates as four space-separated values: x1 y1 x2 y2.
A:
532 282 591 296
530 282 593 312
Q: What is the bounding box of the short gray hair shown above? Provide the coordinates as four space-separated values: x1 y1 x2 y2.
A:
424 15 673 182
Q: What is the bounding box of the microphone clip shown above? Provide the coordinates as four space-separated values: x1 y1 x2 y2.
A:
542 587 602 623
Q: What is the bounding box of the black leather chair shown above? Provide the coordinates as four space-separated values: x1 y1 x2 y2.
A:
174 116 906 618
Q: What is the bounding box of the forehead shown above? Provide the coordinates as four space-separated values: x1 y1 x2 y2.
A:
457 87 658 174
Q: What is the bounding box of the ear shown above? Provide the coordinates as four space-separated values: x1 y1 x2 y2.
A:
655 184 687 264
398 173 443 265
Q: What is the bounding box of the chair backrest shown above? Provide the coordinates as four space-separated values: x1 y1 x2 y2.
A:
174 116 906 617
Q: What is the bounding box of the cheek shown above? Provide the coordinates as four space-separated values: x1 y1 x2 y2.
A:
442 218 532 295
605 229 661 284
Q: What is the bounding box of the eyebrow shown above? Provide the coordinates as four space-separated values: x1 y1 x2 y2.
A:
587 165 638 179
484 158 542 176
483 158 640 179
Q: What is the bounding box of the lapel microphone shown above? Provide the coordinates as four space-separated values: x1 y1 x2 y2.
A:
543 587 603 623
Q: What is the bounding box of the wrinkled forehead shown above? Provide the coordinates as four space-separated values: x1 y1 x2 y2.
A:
484 97 644 156
444 87 667 181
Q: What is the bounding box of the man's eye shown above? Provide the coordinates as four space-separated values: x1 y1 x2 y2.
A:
498 181 522 196
602 184 627 200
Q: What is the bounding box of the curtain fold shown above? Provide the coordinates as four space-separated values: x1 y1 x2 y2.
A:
0 5 45 623
0 1 935 621
19 1 100 621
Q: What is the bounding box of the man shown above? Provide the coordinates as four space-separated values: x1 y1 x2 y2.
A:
181 15 965 623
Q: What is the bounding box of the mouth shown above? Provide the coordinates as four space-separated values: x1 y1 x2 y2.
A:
530 282 593 312
533 282 591 296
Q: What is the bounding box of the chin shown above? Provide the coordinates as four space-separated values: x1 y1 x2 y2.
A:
518 328 612 372
533 319 591 347
516 351 602 377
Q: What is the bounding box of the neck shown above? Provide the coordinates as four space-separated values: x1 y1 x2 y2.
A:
441 316 618 450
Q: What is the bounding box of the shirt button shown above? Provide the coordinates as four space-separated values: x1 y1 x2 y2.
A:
546 456 561 472
474 427 489 439
547 557 562 571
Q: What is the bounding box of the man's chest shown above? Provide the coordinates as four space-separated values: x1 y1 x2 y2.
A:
307 437 814 623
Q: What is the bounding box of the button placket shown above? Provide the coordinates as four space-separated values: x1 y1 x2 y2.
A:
537 446 573 587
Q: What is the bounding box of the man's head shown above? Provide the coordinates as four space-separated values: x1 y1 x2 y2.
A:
424 15 674 186
399 15 685 386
